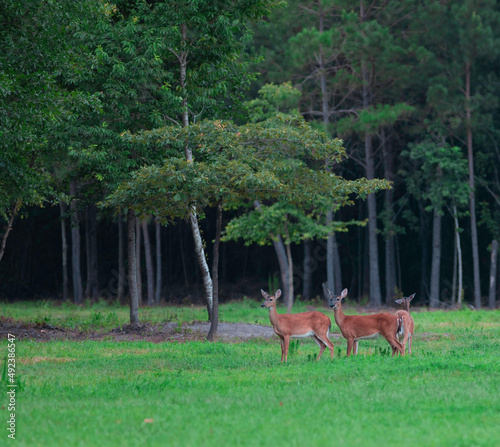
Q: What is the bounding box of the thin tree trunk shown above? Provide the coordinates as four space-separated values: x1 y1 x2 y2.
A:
136 217 143 305
326 211 336 294
0 199 21 265
70 181 83 304
207 200 223 341
452 206 464 307
360 2 381 306
189 210 213 319
127 209 139 325
89 204 99 299
382 129 397 302
451 225 458 307
302 239 312 300
142 219 155 306
419 202 430 301
177 22 213 318
85 208 91 298
489 239 498 309
155 221 162 305
283 219 294 313
254 200 290 301
117 212 125 302
429 208 442 308
285 241 294 314
465 61 481 309
365 134 382 306
60 202 69 301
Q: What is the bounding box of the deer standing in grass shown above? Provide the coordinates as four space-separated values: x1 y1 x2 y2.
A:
328 288 404 357
395 293 415 355
261 289 334 363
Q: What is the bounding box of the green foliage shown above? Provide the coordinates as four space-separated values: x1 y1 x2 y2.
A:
0 0 102 216
402 141 470 213
246 82 302 122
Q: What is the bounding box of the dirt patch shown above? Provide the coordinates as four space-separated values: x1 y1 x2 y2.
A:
0 317 278 343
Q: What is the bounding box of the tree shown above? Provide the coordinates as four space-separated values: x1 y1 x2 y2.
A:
107 113 388 333
0 0 102 263
403 141 469 307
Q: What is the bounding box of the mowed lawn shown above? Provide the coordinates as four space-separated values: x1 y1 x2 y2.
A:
1 300 499 447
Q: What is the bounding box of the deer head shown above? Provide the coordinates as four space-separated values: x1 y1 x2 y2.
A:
328 288 348 309
261 289 281 308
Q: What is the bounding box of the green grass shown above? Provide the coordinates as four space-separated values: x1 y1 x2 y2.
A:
1 300 499 446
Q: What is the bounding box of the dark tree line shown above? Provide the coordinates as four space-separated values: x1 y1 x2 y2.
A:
1 0 499 319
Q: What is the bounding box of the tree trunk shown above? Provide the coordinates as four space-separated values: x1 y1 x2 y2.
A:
429 208 442 308
489 239 498 309
452 206 463 307
189 210 213 319
60 202 69 301
117 212 125 302
85 209 91 298
254 200 290 301
89 204 99 299
326 211 336 294
178 22 213 317
465 61 481 309
142 219 155 306
360 6 382 306
155 221 162 305
70 181 83 304
207 200 223 341
365 135 382 307
136 217 143 305
127 209 139 325
302 239 312 300
382 129 397 302
0 199 21 265
285 241 294 314
419 202 430 301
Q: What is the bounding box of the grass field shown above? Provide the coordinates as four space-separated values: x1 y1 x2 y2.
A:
1 300 499 447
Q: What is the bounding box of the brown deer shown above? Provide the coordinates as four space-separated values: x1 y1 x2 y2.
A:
328 288 404 357
261 289 334 363
395 293 416 355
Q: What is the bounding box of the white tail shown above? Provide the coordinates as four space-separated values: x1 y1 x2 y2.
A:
261 289 334 363
328 288 404 357
395 293 416 355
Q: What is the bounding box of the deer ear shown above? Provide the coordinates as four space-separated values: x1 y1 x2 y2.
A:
275 289 282 298
341 288 348 298
261 289 269 299
395 299 403 304
409 293 416 301
327 289 334 298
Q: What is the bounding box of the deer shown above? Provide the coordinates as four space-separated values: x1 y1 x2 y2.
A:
328 288 404 357
395 293 416 355
260 289 334 363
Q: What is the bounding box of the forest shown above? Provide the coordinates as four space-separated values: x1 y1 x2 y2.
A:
1 0 499 330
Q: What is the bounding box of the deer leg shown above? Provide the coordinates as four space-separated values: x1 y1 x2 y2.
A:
279 336 285 362
354 340 359 355
408 334 412 355
317 334 335 360
387 337 404 356
283 336 290 363
312 335 326 361
346 338 354 357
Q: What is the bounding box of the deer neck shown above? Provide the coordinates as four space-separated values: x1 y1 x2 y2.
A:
268 304 281 327
404 301 410 313
333 305 346 328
